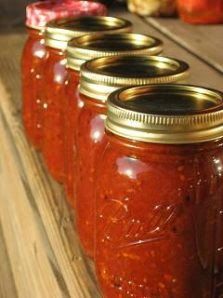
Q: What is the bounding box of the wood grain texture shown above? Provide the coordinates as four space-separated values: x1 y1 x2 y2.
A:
144 17 223 74
0 81 100 298
0 222 18 298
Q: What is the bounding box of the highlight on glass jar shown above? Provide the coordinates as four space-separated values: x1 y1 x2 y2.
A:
177 0 223 24
65 33 164 204
22 0 107 150
74 55 189 258
41 16 132 183
95 84 223 297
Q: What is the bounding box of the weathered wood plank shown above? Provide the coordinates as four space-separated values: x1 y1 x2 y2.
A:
144 17 223 74
0 80 100 297
0 30 25 111
0 221 18 298
0 108 64 298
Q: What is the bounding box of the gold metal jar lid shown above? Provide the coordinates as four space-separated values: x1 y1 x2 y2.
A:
45 16 132 50
80 55 189 101
67 33 163 71
106 84 223 144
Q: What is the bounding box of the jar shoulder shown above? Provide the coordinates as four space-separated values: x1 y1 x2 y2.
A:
98 138 223 183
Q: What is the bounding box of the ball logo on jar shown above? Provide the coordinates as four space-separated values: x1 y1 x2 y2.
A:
99 198 183 247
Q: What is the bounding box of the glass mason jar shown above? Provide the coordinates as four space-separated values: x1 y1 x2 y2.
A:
75 55 189 258
22 0 107 150
42 16 131 182
22 25 47 149
177 0 223 24
65 32 162 202
64 20 133 198
95 84 223 298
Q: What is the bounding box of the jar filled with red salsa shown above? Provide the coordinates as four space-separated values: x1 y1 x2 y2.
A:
64 19 133 198
65 32 162 203
95 84 223 298
42 16 131 182
177 0 223 24
22 0 106 150
75 55 189 258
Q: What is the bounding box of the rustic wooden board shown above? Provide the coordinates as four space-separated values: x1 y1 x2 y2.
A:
0 81 99 297
144 16 223 74
0 7 222 298
0 222 18 298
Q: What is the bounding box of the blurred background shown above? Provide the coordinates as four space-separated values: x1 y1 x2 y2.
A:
1 0 222 28
0 0 124 27
0 0 178 28
0 0 34 27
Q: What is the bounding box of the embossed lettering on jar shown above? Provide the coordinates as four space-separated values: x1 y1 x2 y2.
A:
95 84 223 298
75 55 189 258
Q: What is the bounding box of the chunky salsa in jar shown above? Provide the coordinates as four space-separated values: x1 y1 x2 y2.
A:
95 84 223 298
65 33 163 204
64 18 133 198
42 16 132 182
177 0 223 24
22 0 106 149
75 55 189 258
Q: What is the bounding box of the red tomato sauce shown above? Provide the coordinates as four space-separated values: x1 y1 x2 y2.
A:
64 68 82 204
74 55 189 258
22 28 48 149
76 94 106 257
95 133 223 297
42 47 68 182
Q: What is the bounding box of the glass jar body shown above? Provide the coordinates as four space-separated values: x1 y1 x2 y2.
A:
95 133 223 298
64 68 81 205
42 47 67 182
177 0 223 24
76 94 106 258
22 28 48 149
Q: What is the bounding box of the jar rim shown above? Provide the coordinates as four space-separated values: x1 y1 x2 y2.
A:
66 32 163 71
45 16 132 51
79 55 189 101
106 84 223 144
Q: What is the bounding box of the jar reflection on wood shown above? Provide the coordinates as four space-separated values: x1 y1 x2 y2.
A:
75 55 189 258
95 84 223 297
41 16 132 183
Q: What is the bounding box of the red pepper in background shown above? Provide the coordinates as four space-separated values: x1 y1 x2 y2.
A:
177 0 223 24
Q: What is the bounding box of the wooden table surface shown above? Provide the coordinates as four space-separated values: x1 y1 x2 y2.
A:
0 7 222 298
